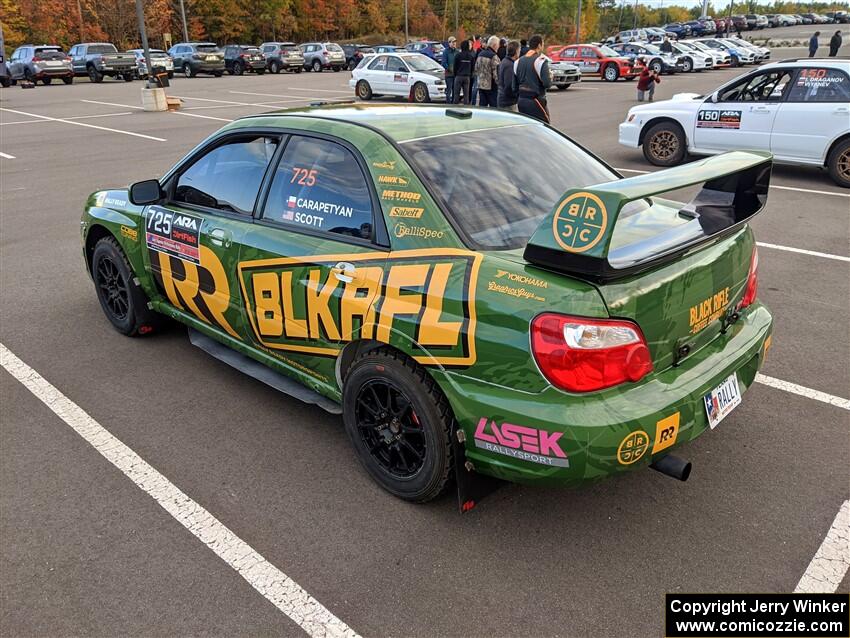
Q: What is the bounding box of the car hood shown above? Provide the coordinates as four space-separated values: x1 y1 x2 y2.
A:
669 92 703 101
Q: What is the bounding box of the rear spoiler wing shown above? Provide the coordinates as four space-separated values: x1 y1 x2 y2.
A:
523 151 772 282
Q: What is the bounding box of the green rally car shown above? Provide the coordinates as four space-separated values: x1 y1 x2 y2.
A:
81 105 773 507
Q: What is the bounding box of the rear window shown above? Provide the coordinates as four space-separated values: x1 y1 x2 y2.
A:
35 48 64 58
196 44 219 52
326 43 343 52
402 124 636 250
88 44 118 54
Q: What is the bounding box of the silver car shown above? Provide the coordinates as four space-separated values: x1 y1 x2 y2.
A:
299 42 346 72
127 49 174 79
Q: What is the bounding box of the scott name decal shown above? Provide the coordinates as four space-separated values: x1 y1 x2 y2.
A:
238 249 482 366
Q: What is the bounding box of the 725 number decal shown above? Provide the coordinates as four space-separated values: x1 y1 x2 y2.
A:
291 168 318 186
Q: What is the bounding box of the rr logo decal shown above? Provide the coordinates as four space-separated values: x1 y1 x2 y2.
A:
652 413 680 454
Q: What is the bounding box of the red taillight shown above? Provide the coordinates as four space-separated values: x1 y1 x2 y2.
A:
241 53 250 58
32 56 42 62
531 313 653 393
737 246 759 310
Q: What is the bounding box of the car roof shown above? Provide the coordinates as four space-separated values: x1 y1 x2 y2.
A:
228 104 536 144
766 58 850 68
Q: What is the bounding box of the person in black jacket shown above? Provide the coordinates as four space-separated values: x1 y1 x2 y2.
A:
497 38 507 60
829 30 842 56
452 39 475 104
512 34 551 122
497 40 519 111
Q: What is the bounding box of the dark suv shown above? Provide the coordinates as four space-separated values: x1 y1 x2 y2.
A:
341 44 374 70
8 44 74 85
260 42 304 73
224 45 266 75
168 42 224 78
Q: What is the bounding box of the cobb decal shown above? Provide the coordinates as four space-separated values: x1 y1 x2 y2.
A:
238 249 482 367
552 191 608 253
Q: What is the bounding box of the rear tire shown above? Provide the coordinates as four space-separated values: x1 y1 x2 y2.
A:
88 66 103 83
234 61 244 75
256 68 265 75
63 75 73 85
123 73 133 82
183 63 195 78
642 121 687 166
603 63 619 81
213 71 223 77
270 60 280 73
91 236 160 337
827 138 850 188
343 347 454 503
412 81 430 103
356 80 373 100
312 59 322 72
42 77 52 85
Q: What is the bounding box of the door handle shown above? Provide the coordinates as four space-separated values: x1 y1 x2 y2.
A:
208 227 232 248
834 107 850 115
332 262 355 284
752 106 770 113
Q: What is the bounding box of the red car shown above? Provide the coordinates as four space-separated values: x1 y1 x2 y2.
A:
548 43 643 81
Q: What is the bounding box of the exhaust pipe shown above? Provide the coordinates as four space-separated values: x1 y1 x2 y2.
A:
650 455 691 482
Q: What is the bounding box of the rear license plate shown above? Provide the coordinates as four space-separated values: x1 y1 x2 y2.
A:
703 373 742 429
46 61 62 66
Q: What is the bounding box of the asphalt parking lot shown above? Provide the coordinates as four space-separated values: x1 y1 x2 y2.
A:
1 53 848 637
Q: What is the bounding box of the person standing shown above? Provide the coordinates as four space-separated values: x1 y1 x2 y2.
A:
809 31 820 57
442 36 458 104
498 40 520 111
660 35 673 53
452 39 475 104
512 34 551 122
474 36 501 107
520 39 530 56
829 30 842 56
497 38 507 61
636 62 661 101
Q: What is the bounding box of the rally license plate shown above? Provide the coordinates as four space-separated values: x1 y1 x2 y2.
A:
703 373 742 429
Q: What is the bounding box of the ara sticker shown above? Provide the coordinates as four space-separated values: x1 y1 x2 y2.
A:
552 191 608 253
697 109 741 129
145 206 202 265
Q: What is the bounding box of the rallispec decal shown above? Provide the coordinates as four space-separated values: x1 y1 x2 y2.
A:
552 191 608 253
145 206 202 265
617 430 649 465
689 286 730 334
393 223 444 240
473 418 568 467
238 249 482 367
652 413 679 454
697 110 742 129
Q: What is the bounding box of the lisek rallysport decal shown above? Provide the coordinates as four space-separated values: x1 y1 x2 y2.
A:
238 249 482 367
145 206 202 265
697 110 742 129
552 191 608 253
474 418 568 467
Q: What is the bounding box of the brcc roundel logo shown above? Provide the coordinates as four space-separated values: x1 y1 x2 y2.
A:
552 192 608 253
617 430 649 465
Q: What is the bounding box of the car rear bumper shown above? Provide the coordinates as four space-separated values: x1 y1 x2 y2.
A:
442 303 772 486
33 66 73 77
193 62 225 72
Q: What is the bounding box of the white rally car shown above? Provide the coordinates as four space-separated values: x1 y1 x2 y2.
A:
619 59 850 187
351 52 446 103
669 41 713 71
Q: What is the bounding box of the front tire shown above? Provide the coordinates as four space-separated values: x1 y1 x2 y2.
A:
827 138 850 188
312 59 322 72
356 80 373 100
343 348 454 503
603 63 619 81
91 237 159 337
682 57 693 72
183 63 195 78
412 81 430 103
88 66 104 83
650 59 663 74
643 121 687 166
270 60 280 74
234 61 244 75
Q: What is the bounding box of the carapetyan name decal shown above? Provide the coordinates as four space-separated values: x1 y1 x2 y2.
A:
238 249 482 367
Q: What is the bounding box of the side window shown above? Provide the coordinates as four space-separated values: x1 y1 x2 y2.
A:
580 47 596 58
262 136 374 241
369 55 389 71
787 68 850 103
719 70 793 102
387 56 407 73
563 47 578 58
174 136 279 215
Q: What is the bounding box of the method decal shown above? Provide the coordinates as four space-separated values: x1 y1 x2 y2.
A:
382 189 422 203
145 206 202 265
238 249 482 367
474 418 569 467
697 109 742 129
552 191 608 253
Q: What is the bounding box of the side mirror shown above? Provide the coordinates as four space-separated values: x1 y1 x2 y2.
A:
129 179 164 205
710 92 719 103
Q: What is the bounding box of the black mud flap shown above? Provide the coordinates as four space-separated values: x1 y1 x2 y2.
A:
188 328 342 414
453 426 505 513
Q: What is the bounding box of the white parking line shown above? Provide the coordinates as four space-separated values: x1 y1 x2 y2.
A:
286 87 352 94
229 90 351 102
173 111 234 123
0 343 359 638
755 374 850 411
2 111 135 126
81 99 143 110
0 107 165 142
795 500 850 593
0 152 15 160
756 242 850 263
170 95 291 108
615 167 850 198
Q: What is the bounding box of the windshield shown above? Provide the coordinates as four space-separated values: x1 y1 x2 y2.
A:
401 124 637 250
88 44 118 54
406 55 442 71
641 43 662 54
599 45 620 57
